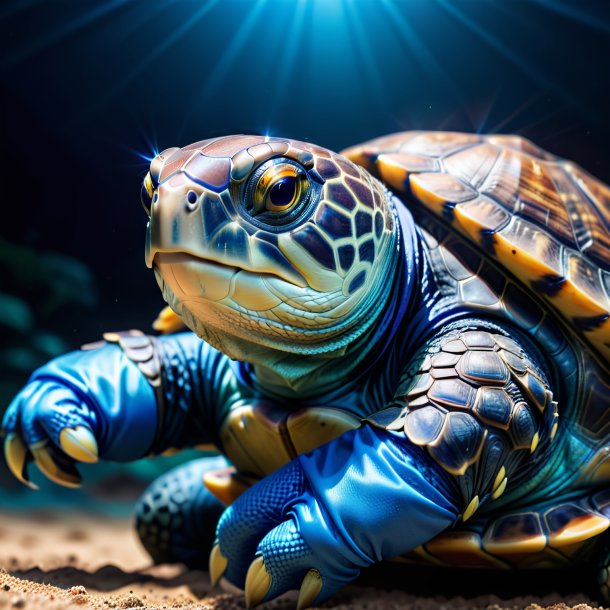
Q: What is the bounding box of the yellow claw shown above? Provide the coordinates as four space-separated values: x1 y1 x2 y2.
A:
244 557 272 609
462 495 480 522
59 426 99 463
209 544 228 587
296 569 323 610
530 432 540 453
4 433 38 490
31 444 81 488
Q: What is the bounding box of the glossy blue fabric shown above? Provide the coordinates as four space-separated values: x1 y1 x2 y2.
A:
216 425 459 604
6 345 158 461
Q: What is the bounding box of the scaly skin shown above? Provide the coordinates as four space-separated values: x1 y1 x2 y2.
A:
3 133 609 608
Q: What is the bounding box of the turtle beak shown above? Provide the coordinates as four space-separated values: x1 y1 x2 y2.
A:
143 148 181 268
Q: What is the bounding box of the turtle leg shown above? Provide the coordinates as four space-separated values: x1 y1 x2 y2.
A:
135 455 228 568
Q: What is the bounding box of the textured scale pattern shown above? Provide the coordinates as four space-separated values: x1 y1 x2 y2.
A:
217 462 305 549
216 461 307 587
384 328 556 485
403 487 610 569
415 218 610 454
342 131 610 365
261 519 310 587
135 456 226 568
8 130 610 604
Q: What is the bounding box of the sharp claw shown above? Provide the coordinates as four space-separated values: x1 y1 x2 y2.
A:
59 426 98 463
4 433 38 490
31 443 81 488
209 543 228 587
244 556 272 609
296 569 323 610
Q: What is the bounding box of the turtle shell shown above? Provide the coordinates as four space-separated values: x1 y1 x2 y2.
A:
400 487 610 569
342 132 610 369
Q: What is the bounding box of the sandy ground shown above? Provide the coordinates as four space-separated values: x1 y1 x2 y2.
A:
0 512 606 610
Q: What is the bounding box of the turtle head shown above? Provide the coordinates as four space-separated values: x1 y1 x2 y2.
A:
143 135 398 362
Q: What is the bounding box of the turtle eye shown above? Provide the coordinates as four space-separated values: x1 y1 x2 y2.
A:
268 174 298 211
249 161 310 217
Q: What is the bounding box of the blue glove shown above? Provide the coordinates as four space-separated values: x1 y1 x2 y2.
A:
211 424 459 609
1 344 157 488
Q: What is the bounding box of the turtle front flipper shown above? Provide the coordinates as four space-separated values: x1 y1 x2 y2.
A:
211 424 460 609
1 330 243 487
368 320 558 518
209 320 558 609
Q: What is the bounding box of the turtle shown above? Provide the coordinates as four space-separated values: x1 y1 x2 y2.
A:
3 131 610 609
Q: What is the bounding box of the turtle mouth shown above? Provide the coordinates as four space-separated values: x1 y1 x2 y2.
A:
153 252 308 288
152 251 307 303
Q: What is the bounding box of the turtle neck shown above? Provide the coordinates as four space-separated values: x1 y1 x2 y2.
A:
246 197 423 401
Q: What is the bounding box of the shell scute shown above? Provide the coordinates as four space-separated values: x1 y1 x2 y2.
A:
423 531 509 568
458 350 510 385
545 504 610 548
431 352 462 368
410 172 478 215
439 239 480 281
473 387 512 429
499 348 527 374
483 512 547 554
495 216 565 279
461 331 497 349
453 197 512 242
428 411 486 476
404 406 445 446
344 131 610 365
485 134 555 160
442 338 468 354
509 402 538 450
428 378 477 409
443 142 501 188
402 131 481 157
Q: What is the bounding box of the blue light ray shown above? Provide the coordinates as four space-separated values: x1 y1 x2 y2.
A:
99 0 179 47
72 0 221 126
435 0 584 116
343 0 389 115
534 121 579 143
513 108 575 139
469 91 502 135
88 112 160 172
263 0 308 129
378 0 464 111
486 92 546 134
2 0 131 67
531 0 610 34
178 0 268 139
